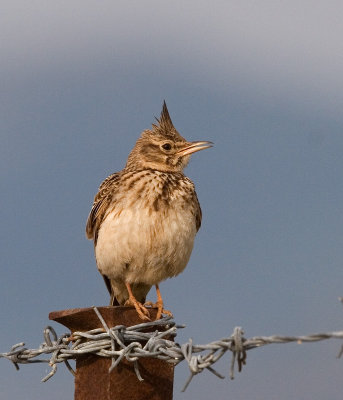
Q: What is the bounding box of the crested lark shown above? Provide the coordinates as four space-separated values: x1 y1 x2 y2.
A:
86 102 212 320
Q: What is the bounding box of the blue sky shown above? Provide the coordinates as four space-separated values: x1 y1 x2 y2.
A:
1 1 343 399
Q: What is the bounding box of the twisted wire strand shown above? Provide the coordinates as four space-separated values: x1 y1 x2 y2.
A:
1 307 342 391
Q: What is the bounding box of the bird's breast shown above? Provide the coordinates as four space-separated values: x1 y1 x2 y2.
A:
95 188 198 285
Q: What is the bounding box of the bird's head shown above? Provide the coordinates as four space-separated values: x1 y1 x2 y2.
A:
125 101 212 172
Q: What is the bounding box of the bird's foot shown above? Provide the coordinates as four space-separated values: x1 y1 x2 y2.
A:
144 301 173 320
125 298 151 321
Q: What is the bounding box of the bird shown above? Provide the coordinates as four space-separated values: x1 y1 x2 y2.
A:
86 102 212 320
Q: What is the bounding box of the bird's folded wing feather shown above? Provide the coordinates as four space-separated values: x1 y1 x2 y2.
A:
193 191 202 232
86 172 121 244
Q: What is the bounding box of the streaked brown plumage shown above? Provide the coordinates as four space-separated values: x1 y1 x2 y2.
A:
86 102 212 320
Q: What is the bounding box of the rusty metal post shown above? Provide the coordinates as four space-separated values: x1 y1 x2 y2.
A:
49 306 174 400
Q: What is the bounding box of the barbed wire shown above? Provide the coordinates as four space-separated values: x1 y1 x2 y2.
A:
1 306 343 391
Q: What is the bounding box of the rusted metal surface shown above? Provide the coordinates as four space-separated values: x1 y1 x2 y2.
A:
49 306 174 400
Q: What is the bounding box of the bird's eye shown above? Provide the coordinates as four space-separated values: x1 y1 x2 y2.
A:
161 143 172 151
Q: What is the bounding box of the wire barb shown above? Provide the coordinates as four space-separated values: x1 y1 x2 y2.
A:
1 306 343 390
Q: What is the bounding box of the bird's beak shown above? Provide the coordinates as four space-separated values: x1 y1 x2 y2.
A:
177 141 213 157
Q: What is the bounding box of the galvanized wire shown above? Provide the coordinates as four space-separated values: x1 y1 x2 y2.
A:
1 306 343 391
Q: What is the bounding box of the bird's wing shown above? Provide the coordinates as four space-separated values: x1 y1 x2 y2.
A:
86 172 121 244
193 191 202 232
183 176 202 232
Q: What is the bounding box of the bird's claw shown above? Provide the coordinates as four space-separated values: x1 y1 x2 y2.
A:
125 299 151 321
144 301 173 320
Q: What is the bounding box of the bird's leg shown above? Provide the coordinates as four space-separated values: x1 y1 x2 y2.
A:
145 284 173 320
155 284 173 319
124 282 151 321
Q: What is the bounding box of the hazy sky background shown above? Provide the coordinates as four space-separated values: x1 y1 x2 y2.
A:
1 1 343 399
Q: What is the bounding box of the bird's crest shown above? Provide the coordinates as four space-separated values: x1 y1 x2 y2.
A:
157 101 175 131
151 101 184 141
